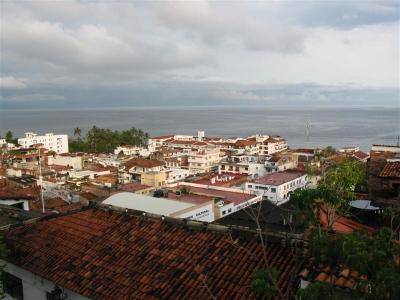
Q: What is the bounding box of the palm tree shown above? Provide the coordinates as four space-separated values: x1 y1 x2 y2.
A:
73 127 82 137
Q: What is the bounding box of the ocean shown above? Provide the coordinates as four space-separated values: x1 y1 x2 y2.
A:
1 106 399 151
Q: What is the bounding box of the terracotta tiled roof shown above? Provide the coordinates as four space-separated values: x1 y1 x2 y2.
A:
299 264 367 290
4 208 297 299
379 161 400 178
124 158 163 169
292 148 315 154
318 209 374 235
352 151 369 161
29 197 83 213
234 139 256 147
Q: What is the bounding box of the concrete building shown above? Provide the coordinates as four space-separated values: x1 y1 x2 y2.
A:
261 137 288 155
188 148 222 174
121 158 164 181
18 132 68 154
265 153 298 173
140 171 168 187
48 153 83 170
245 171 307 205
104 182 261 223
166 168 190 184
114 145 142 156
368 144 400 207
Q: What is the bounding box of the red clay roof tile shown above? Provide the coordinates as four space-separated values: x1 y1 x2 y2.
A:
4 208 297 299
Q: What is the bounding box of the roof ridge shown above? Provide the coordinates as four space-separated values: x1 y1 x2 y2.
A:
1 201 304 244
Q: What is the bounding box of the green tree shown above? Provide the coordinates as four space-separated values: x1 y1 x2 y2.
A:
302 228 400 300
297 282 346 300
73 127 82 137
4 131 13 143
251 268 279 297
318 146 337 158
320 157 366 212
68 126 149 153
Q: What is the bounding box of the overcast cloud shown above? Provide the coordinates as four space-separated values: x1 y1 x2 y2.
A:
0 0 398 109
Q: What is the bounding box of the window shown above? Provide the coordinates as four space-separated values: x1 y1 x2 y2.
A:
248 184 253 188
2 271 23 300
228 208 232 213
271 188 276 193
222 210 226 216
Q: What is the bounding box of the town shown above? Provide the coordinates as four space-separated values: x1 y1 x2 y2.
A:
0 128 398 299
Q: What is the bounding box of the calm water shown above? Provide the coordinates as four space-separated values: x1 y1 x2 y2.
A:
1 106 399 151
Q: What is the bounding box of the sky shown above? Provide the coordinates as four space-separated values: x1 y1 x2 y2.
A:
0 0 399 109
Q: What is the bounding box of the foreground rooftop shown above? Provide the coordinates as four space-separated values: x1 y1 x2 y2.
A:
3 206 298 299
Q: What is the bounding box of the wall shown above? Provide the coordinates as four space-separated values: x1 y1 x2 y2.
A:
2 261 88 300
173 202 215 222
245 174 307 205
141 171 167 187
48 155 83 170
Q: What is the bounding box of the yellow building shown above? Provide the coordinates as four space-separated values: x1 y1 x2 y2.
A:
140 171 168 187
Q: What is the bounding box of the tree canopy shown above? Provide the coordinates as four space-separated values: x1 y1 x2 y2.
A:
303 228 400 300
69 126 149 153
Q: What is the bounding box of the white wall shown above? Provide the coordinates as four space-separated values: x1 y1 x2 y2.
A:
245 174 307 205
0 199 29 211
48 155 82 170
2 262 89 300
18 133 69 154
175 203 215 222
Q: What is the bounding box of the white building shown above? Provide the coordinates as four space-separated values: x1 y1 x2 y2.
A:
245 171 307 205
188 148 222 174
103 182 262 223
166 168 190 184
114 145 150 156
18 132 68 154
261 137 288 156
48 154 83 170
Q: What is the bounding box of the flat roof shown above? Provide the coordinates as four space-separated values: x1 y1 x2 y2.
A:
171 185 255 205
255 171 306 186
103 192 194 216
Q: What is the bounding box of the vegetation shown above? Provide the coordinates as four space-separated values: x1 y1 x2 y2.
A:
250 268 279 297
303 228 400 300
317 146 337 158
320 157 367 205
2 130 17 144
69 126 149 153
290 156 399 299
179 186 191 195
297 281 349 300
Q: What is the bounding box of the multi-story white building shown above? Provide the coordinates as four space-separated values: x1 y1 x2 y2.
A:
260 136 288 155
245 171 307 205
188 148 222 174
18 132 68 154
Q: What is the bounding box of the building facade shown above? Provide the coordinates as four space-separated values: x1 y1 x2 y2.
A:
18 132 68 154
245 171 307 205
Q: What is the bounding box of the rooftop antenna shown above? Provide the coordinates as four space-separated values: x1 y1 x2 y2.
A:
397 135 400 147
